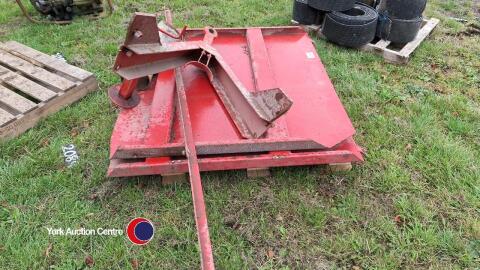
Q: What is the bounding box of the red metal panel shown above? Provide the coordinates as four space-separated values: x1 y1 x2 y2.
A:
263 31 356 148
109 90 155 158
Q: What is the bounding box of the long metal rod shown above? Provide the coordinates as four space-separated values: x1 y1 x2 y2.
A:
175 68 215 270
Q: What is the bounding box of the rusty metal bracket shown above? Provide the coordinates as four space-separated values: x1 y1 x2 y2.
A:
109 12 293 139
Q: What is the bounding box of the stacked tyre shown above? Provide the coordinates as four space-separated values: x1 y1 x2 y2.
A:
292 0 323 25
322 4 378 48
357 0 377 7
376 0 427 43
292 0 379 48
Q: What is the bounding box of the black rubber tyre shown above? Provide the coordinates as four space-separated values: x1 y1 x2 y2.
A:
328 3 378 25
376 15 423 43
322 4 378 47
293 0 320 25
308 0 356 12
358 0 376 7
377 0 427 19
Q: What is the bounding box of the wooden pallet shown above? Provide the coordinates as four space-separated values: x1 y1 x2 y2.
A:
0 41 98 141
361 18 440 64
292 18 440 64
160 162 353 184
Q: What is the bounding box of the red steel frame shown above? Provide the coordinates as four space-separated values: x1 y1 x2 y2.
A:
108 139 362 177
107 12 364 269
108 26 364 167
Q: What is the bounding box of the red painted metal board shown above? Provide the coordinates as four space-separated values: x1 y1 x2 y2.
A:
110 26 358 162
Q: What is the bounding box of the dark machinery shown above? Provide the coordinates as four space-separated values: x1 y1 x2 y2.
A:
16 0 113 24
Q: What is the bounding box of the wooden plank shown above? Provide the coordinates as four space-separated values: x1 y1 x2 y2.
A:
384 52 406 64
0 84 36 113
0 107 14 126
0 51 76 91
0 41 93 82
360 43 375 52
162 173 188 185
328 163 352 172
361 44 406 64
399 18 440 57
361 39 391 52
0 65 57 102
247 168 271 178
0 77 97 141
374 39 391 49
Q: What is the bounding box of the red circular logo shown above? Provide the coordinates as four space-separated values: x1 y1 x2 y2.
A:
126 218 155 245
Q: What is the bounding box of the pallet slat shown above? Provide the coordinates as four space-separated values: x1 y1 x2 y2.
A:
0 107 14 126
0 84 36 113
0 66 57 102
246 168 271 178
0 51 76 91
0 41 93 82
374 39 391 49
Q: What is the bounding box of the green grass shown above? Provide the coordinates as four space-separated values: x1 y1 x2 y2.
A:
0 0 479 269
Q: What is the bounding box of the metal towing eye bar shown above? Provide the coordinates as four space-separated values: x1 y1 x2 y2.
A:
175 67 215 270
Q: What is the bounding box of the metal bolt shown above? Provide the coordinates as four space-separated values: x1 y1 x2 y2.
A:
134 30 143 39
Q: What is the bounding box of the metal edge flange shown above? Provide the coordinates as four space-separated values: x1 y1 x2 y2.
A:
108 84 140 109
